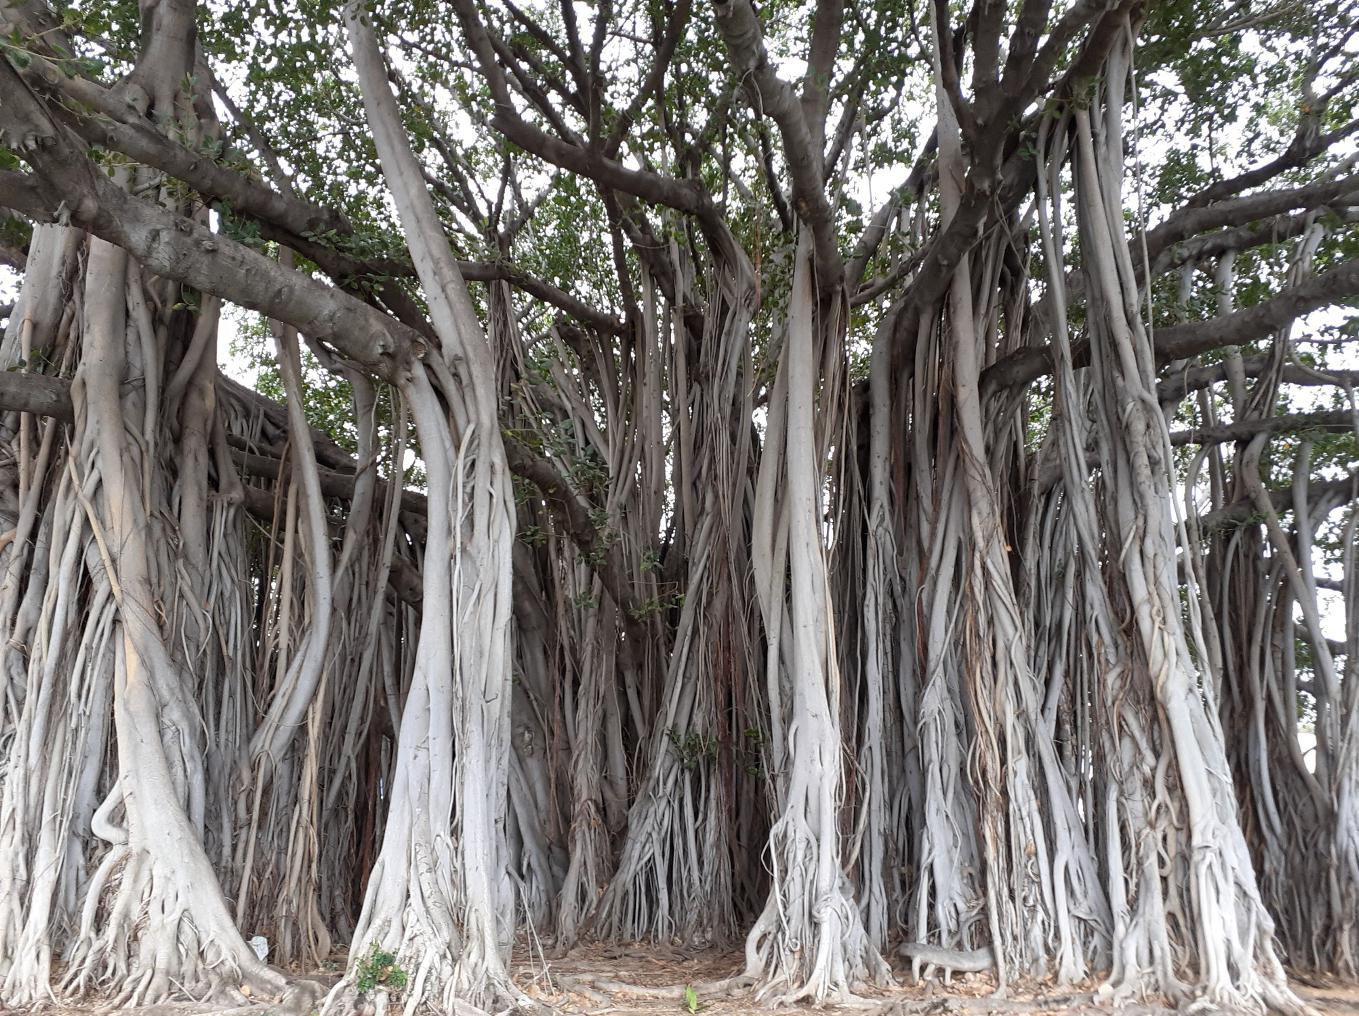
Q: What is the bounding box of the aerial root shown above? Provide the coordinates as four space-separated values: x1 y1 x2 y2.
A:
1173 980 1322 1016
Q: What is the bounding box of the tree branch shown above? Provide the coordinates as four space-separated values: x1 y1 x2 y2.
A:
1168 411 1353 447
1142 173 1359 266
22 54 625 334
503 434 650 634
802 0 845 150
0 367 656 625
1201 467 1359 530
983 257 1359 390
1155 257 1359 361
1158 356 1359 403
714 0 843 283
448 0 722 230
0 157 418 380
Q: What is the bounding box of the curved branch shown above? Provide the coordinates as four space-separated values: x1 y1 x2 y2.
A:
0 161 419 380
0 368 656 626
1142 173 1359 265
460 261 623 333
17 49 623 334
502 435 649 634
1151 205 1359 276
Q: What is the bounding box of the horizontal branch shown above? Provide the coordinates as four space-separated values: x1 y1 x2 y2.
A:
1155 258 1359 361
231 447 429 519
16 54 622 334
236 488 422 605
1025 170 1359 342
0 367 431 515
1168 411 1354 447
0 368 426 602
459 261 623 333
1151 206 1359 277
1142 173 1359 265
0 369 72 421
1201 468 1359 530
1181 116 1359 212
0 369 651 621
0 163 419 382
983 257 1359 390
1158 357 1359 403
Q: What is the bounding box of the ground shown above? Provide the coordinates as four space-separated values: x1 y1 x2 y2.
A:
511 945 1359 1015
22 945 1359 1015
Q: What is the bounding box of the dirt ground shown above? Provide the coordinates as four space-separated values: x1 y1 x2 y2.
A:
13 945 1359 1015
506 944 1359 1016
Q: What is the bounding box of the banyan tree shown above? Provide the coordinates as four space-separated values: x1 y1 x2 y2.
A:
0 0 1358 1012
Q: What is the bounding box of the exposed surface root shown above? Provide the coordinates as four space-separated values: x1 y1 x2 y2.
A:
874 996 1092 1015
60 844 289 1007
553 973 754 1000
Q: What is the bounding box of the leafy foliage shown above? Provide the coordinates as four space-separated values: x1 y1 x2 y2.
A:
355 945 408 995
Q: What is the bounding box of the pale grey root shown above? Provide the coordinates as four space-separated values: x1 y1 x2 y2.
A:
896 942 996 973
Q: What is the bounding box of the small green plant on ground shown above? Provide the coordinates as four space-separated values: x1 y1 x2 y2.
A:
356 944 409 994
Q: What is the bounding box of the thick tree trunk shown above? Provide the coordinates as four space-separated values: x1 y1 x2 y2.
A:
331 8 520 1010
743 232 888 1002
927 10 1110 984
0 1 309 993
1066 32 1306 1011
